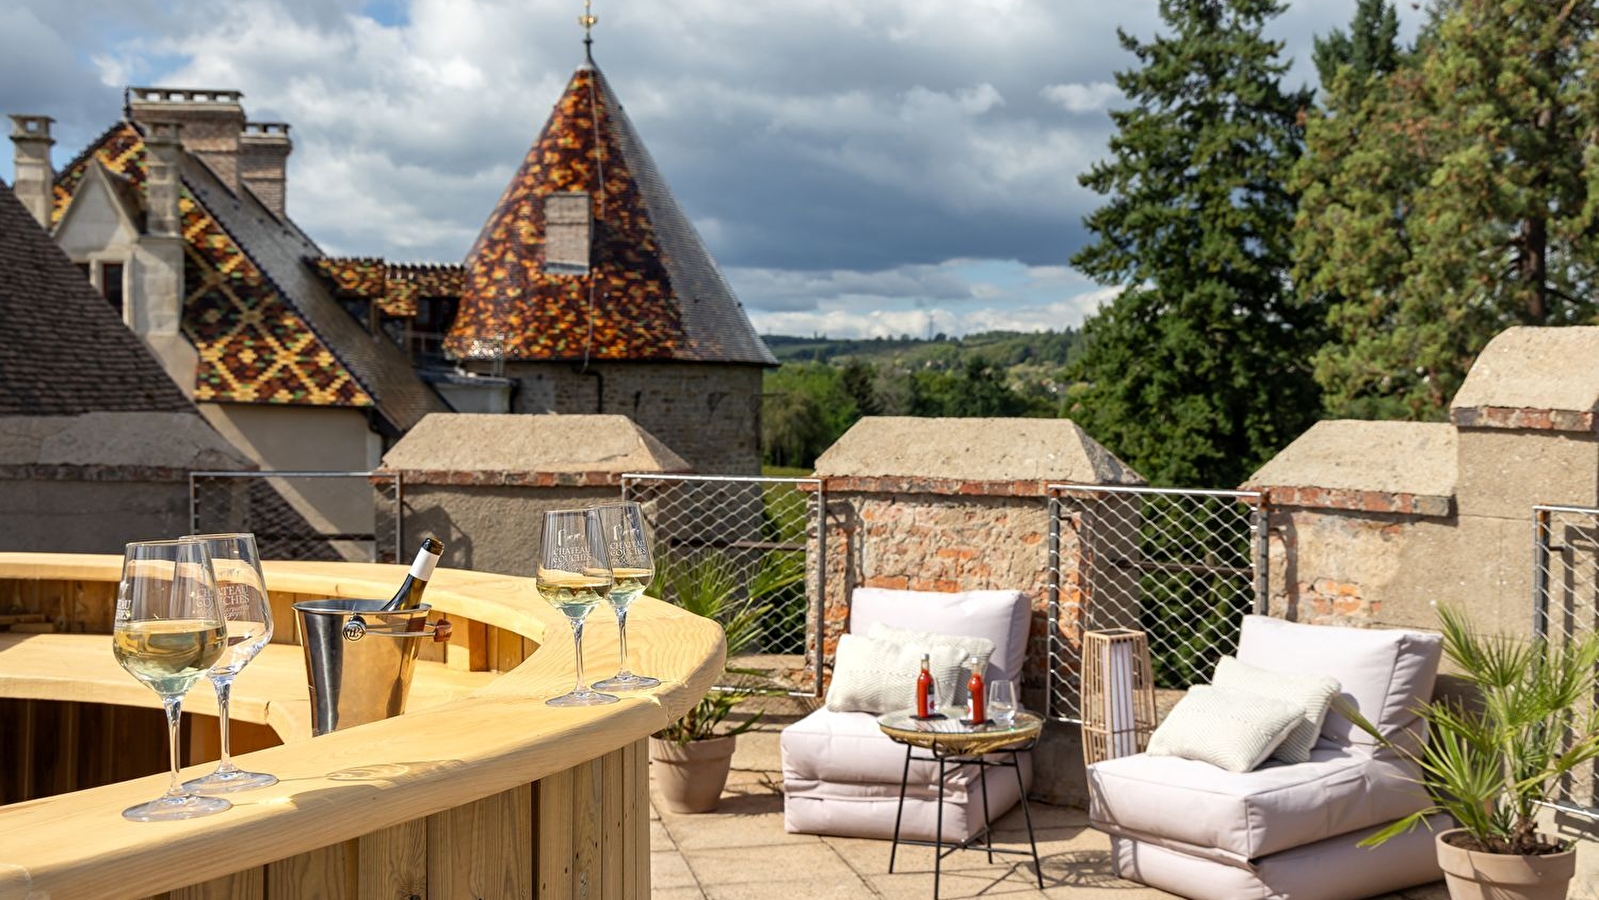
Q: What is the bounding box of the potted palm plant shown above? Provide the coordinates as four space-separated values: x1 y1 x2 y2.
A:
648 550 804 813
1351 605 1599 900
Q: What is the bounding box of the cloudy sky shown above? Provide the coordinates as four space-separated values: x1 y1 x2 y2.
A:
2 0 1421 339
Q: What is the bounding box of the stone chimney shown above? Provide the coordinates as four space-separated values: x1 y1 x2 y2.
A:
128 87 246 196
8 115 55 228
143 122 182 238
240 122 292 217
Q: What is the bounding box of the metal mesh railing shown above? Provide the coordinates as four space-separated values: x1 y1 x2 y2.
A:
1046 485 1265 722
1534 504 1599 811
621 473 823 696
189 471 402 563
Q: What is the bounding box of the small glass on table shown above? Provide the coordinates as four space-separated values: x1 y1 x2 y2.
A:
182 533 278 794
987 678 1019 728
537 508 620 707
591 501 661 692
113 538 230 821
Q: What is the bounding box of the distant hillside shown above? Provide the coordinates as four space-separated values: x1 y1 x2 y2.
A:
762 329 1083 370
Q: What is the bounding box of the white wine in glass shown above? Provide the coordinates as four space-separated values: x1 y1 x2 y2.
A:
592 501 660 691
538 509 619 707
113 539 230 821
182 533 278 794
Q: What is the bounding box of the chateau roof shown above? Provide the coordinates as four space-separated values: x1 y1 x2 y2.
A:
448 62 776 366
0 178 192 415
52 122 445 432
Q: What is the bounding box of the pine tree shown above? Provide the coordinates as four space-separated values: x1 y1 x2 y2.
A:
1312 0 1401 95
1068 0 1318 488
1296 0 1599 420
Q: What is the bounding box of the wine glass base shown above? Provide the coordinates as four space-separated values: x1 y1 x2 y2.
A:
592 673 661 691
547 689 621 707
183 768 279 795
122 793 232 821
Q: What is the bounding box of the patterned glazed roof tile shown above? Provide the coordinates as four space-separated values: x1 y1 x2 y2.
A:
314 258 464 318
449 63 776 366
53 123 446 430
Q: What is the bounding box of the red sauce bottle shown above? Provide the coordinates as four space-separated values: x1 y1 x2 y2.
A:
966 655 986 724
916 653 934 718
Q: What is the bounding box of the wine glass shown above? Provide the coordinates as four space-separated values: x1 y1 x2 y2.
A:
591 501 661 692
113 539 230 821
988 679 1019 728
181 533 278 794
537 509 619 707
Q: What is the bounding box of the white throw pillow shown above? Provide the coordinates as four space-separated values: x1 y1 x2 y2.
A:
867 623 996 704
824 633 970 715
1212 655 1342 764
1146 686 1302 773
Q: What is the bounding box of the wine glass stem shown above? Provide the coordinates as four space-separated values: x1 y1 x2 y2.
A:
571 617 587 695
212 674 238 774
161 694 186 799
615 607 632 678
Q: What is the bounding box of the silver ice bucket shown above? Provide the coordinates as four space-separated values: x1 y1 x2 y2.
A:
292 599 448 736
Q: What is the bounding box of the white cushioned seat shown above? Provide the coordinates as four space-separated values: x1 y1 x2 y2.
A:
1088 615 1445 900
1090 747 1426 864
781 587 1034 842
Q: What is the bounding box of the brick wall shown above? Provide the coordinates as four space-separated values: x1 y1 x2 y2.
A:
504 362 763 475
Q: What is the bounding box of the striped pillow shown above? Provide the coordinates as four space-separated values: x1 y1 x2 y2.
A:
1212 656 1341 764
1146 686 1302 772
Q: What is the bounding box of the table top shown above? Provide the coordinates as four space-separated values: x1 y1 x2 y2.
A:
877 709 1043 754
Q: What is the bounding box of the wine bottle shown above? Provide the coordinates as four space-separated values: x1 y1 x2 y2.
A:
379 537 444 611
966 655 986 725
915 652 935 718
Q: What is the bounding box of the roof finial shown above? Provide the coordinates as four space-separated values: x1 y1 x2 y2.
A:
579 0 597 62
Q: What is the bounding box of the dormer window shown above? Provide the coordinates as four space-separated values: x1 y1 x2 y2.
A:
544 192 592 275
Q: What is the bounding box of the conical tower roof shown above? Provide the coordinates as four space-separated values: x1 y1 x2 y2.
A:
448 63 776 366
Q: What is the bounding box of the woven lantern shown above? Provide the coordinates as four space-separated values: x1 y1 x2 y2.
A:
1080 629 1157 767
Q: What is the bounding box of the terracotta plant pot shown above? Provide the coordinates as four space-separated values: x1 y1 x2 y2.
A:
649 735 736 814
1435 828 1577 900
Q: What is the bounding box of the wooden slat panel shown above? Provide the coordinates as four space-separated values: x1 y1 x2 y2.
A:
599 749 624 900
572 759 602 900
536 767 575 900
171 869 264 900
70 579 118 634
268 592 302 645
491 626 527 673
427 784 532 900
267 841 351 900
446 618 487 672
628 739 648 898
356 819 426 900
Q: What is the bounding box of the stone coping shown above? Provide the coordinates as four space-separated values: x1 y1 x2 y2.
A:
808 475 1073 497
1450 327 1599 431
1245 420 1455 517
383 468 627 487
380 413 690 475
0 463 194 483
814 417 1144 486
1258 486 1453 518
1449 405 1596 433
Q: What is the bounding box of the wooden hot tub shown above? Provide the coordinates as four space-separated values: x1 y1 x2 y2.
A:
0 552 723 899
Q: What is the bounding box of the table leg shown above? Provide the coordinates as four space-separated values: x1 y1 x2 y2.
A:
890 743 912 873
1012 750 1042 888
978 757 994 863
934 756 946 900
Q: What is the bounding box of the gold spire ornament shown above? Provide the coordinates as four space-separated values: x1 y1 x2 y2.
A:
580 0 598 58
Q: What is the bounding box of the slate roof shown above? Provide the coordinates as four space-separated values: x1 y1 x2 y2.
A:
449 62 776 366
0 177 192 415
52 122 445 432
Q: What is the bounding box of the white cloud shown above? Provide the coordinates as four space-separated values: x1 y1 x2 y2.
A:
1041 81 1120 114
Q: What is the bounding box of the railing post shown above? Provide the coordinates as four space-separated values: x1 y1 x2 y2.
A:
1045 488 1061 720
1253 493 1269 616
1533 505 1552 642
813 481 826 700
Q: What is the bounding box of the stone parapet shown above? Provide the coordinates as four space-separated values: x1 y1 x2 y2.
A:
1260 486 1452 518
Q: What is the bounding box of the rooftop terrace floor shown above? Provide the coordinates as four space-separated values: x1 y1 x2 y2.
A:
647 710 1450 900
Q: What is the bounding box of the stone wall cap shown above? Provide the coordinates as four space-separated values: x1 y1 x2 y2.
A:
0 412 250 470
1450 327 1599 426
379 413 691 475
812 416 1144 486
1244 419 1456 500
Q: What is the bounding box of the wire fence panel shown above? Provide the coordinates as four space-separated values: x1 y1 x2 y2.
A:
190 471 402 564
1046 485 1265 722
1534 504 1599 812
622 473 823 696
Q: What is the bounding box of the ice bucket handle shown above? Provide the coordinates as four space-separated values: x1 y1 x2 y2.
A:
341 617 453 643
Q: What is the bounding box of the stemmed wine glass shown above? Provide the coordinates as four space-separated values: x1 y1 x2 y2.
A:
113 539 230 821
181 533 278 794
537 508 619 707
592 501 661 692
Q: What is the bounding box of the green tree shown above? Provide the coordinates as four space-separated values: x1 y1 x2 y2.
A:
1312 0 1401 97
839 359 881 417
1297 0 1599 420
1068 0 1319 488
